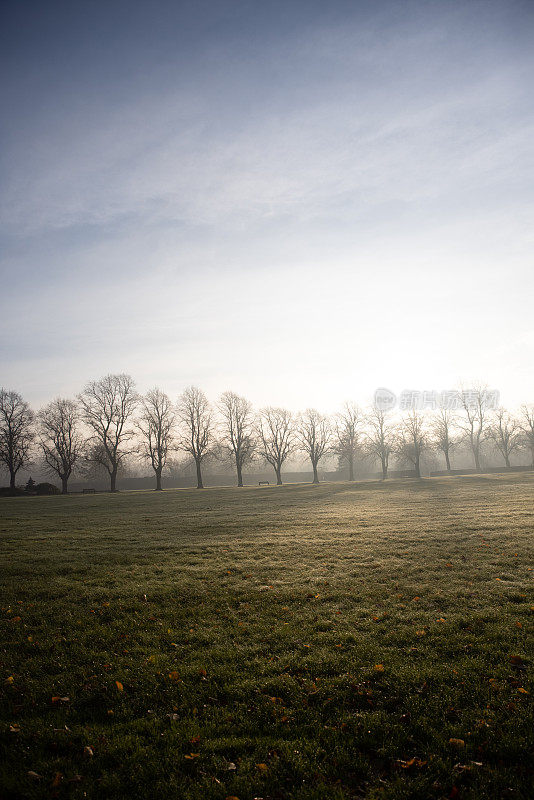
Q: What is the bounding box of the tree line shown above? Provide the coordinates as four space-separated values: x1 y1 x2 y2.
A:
1 375 534 493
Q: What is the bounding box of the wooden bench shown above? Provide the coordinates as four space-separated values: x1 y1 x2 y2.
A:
258 481 270 486
82 488 96 494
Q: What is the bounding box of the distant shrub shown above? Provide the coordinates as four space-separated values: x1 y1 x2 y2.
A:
0 487 26 497
35 482 60 495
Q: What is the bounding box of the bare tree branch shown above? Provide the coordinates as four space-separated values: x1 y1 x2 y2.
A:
296 408 331 484
255 407 294 485
176 386 214 489
78 374 138 492
364 407 395 480
0 389 34 490
38 398 82 493
331 402 363 481
218 391 255 487
137 388 175 490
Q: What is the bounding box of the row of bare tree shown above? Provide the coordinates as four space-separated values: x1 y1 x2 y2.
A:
1 376 534 493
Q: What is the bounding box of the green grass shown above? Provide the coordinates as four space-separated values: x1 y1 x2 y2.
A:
0 475 533 800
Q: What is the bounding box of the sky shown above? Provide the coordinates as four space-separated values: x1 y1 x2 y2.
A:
1 0 533 414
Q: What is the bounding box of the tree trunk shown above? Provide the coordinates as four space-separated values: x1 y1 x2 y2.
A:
61 476 68 494
381 459 387 480
236 463 243 488
275 466 282 485
155 468 162 491
196 459 203 489
348 456 354 482
312 463 319 484
445 450 451 472
414 455 421 478
505 454 510 468
473 449 481 471
9 469 16 490
110 468 118 492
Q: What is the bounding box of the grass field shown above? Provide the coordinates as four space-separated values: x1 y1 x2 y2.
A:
0 475 533 800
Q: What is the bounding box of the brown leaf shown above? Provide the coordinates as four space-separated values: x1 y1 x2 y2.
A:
51 772 63 788
115 680 124 692
449 738 465 749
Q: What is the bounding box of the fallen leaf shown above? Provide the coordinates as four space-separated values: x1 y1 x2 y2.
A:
449 738 465 749
115 681 124 692
517 687 529 694
9 724 20 733
374 664 385 672
27 771 41 780
51 772 63 788
510 655 525 666
5 676 14 685
256 762 268 772
168 671 180 682
184 753 200 759
83 746 94 758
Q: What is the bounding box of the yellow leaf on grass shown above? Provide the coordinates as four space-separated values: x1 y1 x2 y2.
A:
115 681 124 692
256 763 268 772
374 664 385 672
5 676 14 685
168 671 180 682
518 687 529 694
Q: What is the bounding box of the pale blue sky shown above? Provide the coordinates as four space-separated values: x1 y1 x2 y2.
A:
1 0 533 412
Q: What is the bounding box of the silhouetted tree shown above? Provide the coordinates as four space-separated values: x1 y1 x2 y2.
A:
430 408 457 472
138 388 175 490
38 398 82 493
256 407 294 485
364 407 394 479
489 408 520 468
457 385 491 471
332 402 363 481
79 374 138 492
218 391 255 487
0 389 34 490
297 408 331 484
396 411 427 478
518 404 534 468
177 386 213 489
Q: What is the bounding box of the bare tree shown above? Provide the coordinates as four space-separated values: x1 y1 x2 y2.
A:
218 391 255 487
38 398 82 493
297 408 331 484
518 404 534 468
430 408 457 472
79 374 138 492
457 386 491 471
395 411 427 478
332 402 363 481
489 408 520 468
256 407 294 485
364 407 394 480
137 388 175 491
0 389 34 490
177 386 213 489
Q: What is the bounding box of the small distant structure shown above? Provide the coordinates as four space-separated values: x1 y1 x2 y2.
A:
258 481 270 486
